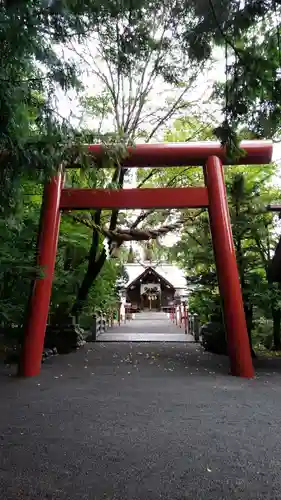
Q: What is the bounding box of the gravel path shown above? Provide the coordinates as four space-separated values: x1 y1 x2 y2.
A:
1 342 281 499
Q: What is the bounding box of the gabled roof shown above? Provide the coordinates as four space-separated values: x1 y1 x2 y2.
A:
128 266 174 289
125 262 187 290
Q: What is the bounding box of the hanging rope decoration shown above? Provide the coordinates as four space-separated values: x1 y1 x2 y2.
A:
65 212 184 243
103 238 111 259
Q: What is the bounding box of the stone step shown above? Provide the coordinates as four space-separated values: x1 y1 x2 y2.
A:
97 333 194 342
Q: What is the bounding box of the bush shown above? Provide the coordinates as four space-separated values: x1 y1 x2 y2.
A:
200 322 227 355
252 317 273 350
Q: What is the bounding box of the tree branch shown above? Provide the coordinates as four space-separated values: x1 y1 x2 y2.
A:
146 85 191 142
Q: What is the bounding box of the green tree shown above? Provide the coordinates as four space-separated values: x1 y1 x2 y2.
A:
0 182 42 329
206 1 281 142
0 176 127 336
137 117 281 350
172 166 281 350
3 0 280 336
64 0 213 319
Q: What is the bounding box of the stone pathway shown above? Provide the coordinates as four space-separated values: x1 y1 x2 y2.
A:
97 311 194 342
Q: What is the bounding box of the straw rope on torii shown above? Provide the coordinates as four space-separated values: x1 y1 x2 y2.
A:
65 211 184 243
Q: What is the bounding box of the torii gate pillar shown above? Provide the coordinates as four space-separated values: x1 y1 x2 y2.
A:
204 156 254 378
19 171 63 377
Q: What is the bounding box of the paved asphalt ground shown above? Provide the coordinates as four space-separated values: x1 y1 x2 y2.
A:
1 340 281 499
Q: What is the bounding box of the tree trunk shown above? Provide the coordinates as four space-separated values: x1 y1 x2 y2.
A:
267 282 281 351
272 306 281 350
70 167 125 321
71 249 106 320
244 301 256 358
235 221 256 358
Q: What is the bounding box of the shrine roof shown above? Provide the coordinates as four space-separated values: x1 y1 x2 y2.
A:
124 262 187 290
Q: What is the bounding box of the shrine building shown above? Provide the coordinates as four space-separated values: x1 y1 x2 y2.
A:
121 261 190 311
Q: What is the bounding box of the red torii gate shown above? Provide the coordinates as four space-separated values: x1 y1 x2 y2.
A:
19 141 273 379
